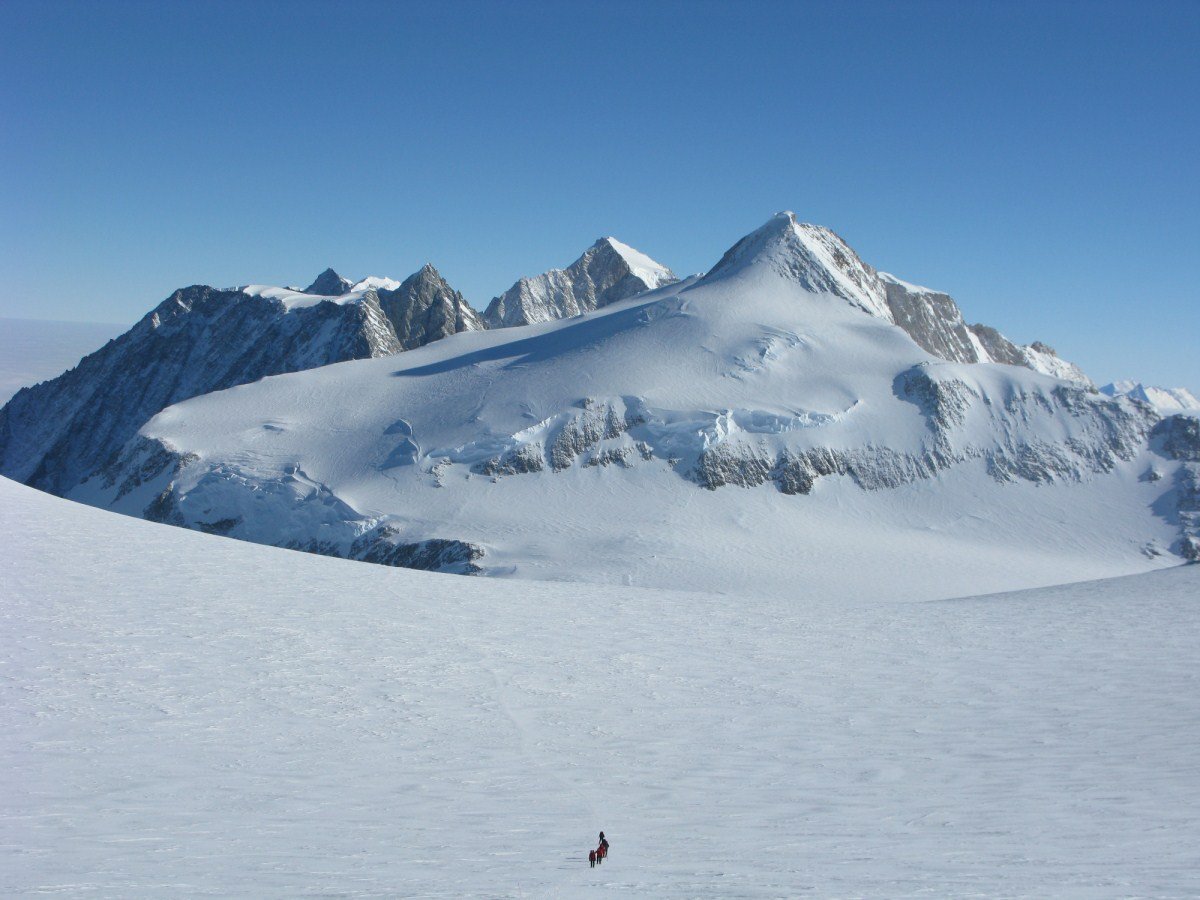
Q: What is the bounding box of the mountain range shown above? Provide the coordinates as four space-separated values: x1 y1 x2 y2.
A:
2 211 1196 595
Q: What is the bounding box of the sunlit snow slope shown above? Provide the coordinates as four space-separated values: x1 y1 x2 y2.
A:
79 215 1192 600
3 476 1199 897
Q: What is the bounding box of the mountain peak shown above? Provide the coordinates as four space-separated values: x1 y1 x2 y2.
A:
704 213 891 319
304 268 353 296
1100 381 1200 413
484 238 677 329
588 236 676 290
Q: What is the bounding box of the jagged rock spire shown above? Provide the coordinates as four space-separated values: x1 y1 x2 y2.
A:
304 268 354 296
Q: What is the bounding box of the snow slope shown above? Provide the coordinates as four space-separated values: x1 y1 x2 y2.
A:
3 476 1199 897
0 317 126 405
81 213 1189 598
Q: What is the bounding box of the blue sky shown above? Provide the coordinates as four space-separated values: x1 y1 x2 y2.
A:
1 0 1196 388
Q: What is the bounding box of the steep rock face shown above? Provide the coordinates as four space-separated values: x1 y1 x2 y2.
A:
0 285 403 494
304 268 354 296
1150 415 1200 561
377 264 485 350
484 237 677 328
880 274 983 364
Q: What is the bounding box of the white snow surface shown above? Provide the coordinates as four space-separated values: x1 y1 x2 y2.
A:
601 236 676 288
351 275 406 293
0 317 126 404
240 278 411 310
240 284 373 310
4 475 1199 897
877 271 938 295
85 245 1182 601
1102 380 1200 413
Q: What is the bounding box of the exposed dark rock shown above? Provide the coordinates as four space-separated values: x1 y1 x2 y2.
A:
377 264 484 350
477 443 545 476
304 268 353 296
1151 415 1200 461
0 285 404 495
350 524 483 575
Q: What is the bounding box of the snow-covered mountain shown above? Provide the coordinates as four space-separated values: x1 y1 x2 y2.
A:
0 267 479 495
714 213 1092 383
69 212 1197 595
483 236 678 328
1101 380 1200 413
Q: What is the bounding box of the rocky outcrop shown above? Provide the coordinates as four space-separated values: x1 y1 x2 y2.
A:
94 435 485 574
969 328 1092 386
349 526 483 574
880 275 980 364
484 238 677 328
304 267 354 296
435 378 1155 500
1150 415 1200 461
0 260 491 497
1150 415 1200 560
377 264 484 350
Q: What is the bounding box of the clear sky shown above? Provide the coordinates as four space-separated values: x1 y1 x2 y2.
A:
1 0 1196 388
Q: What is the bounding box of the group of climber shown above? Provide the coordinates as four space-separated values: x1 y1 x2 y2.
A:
587 831 609 868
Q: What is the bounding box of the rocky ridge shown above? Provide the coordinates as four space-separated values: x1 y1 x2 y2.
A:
483 237 678 328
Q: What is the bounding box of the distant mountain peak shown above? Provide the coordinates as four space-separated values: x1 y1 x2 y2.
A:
304 268 354 296
484 238 677 329
1100 381 1200 413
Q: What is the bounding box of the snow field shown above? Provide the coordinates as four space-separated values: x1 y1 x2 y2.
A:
3 476 1199 897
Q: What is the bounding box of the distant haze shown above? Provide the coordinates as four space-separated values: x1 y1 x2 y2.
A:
0 318 127 405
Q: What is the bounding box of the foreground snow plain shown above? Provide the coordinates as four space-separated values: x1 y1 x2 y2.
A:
4 476 1199 897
